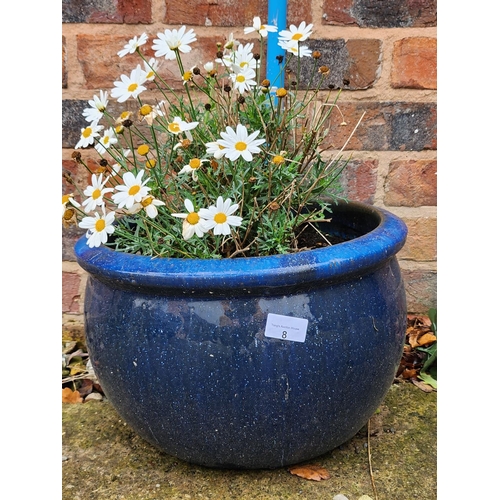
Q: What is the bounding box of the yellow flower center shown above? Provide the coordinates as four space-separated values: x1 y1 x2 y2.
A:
62 194 70 204
146 159 157 169
186 212 200 225
128 83 138 93
63 208 74 220
137 144 149 156
189 158 201 169
129 185 140 196
260 25 265 30
214 212 227 224
272 155 285 165
95 219 106 232
140 104 152 116
276 88 287 98
292 33 303 41
103 136 109 145
92 189 102 200
120 111 131 120
168 122 181 133
141 196 153 207
236 75 246 83
183 71 193 81
239 62 248 68
82 127 92 138
235 141 247 151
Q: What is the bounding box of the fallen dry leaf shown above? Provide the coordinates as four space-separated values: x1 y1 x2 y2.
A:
411 379 434 393
417 333 437 346
62 387 83 403
288 464 330 481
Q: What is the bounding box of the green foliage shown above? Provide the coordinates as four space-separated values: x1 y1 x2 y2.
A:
417 308 437 388
66 22 358 258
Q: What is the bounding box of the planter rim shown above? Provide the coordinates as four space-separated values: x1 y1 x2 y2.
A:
74 200 407 291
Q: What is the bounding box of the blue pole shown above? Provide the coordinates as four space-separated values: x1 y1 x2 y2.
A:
266 0 287 88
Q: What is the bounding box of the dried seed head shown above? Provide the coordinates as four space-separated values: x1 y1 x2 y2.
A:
261 79 270 87
312 50 321 59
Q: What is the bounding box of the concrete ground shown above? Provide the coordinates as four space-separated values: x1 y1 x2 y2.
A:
62 381 436 500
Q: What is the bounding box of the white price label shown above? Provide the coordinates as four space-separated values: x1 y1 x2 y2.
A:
264 313 308 343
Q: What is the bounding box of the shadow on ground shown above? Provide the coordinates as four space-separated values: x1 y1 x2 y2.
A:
62 382 436 500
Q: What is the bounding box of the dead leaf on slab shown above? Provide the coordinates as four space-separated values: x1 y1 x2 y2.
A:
288 464 330 481
411 379 434 393
417 333 437 346
62 387 83 403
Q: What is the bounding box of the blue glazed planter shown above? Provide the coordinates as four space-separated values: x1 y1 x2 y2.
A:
75 200 407 469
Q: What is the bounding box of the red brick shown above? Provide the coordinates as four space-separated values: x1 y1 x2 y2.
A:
63 0 152 24
384 159 437 206
77 34 259 90
322 0 437 28
290 39 382 91
398 217 436 261
401 268 437 314
323 102 436 151
62 272 82 314
340 159 378 203
165 0 267 26
391 37 437 90
163 0 311 26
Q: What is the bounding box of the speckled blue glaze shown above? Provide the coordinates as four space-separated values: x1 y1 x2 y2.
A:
75 200 407 469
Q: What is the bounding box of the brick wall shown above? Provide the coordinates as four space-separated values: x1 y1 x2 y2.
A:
62 0 437 335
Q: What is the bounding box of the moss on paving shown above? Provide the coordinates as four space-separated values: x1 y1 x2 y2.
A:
62 382 436 500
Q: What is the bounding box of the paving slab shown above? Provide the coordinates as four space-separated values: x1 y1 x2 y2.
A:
62 382 436 500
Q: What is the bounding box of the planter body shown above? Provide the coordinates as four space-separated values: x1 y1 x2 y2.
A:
75 201 407 469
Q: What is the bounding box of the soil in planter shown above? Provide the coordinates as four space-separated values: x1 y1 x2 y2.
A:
295 222 347 250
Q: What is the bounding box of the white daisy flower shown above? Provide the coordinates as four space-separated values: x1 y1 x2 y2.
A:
82 90 108 123
243 16 278 37
82 173 114 213
62 193 80 217
111 65 147 103
112 170 151 209
218 124 265 162
152 26 197 60
95 127 118 155
178 158 209 181
172 198 209 240
223 32 239 50
127 195 166 218
205 141 226 159
79 208 116 248
278 39 312 58
143 57 160 81
167 116 199 136
117 33 148 58
199 196 242 236
75 121 104 149
278 21 314 43
230 66 257 94
233 42 257 70
204 61 215 73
